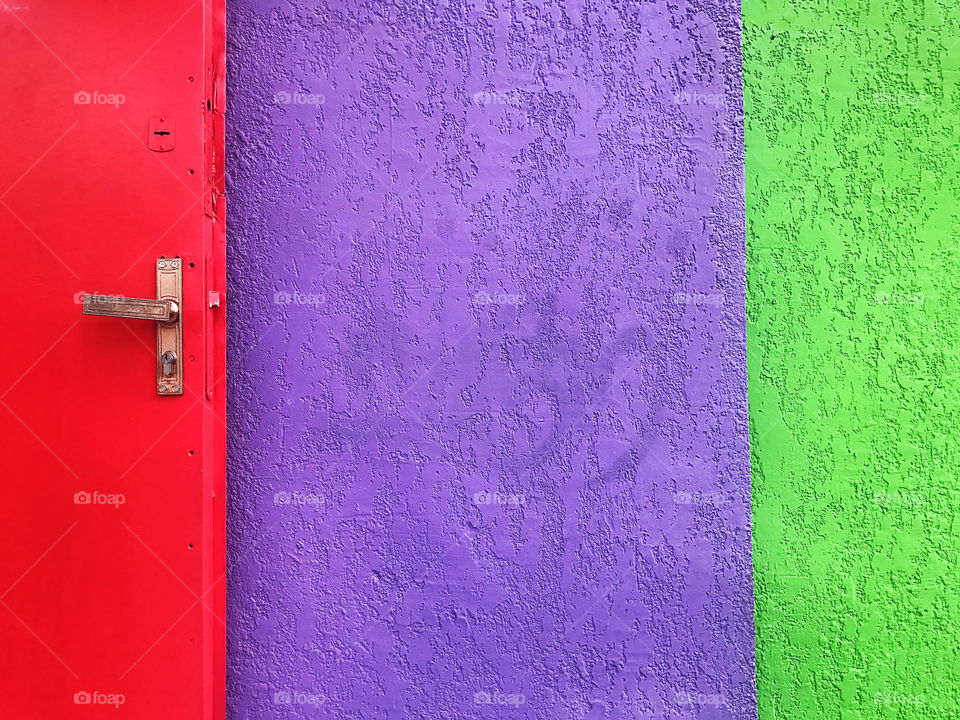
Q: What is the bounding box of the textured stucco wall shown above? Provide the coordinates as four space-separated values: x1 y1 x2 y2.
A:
745 1 960 717
227 1 754 718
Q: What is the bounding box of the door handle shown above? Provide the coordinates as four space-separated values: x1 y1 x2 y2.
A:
82 296 179 322
80 257 184 395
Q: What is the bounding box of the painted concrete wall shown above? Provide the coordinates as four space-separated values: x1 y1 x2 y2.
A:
745 1 960 716
226 1 754 718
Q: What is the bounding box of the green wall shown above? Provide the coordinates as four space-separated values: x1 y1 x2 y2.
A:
745 1 960 717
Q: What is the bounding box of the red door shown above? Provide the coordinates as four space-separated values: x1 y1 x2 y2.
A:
0 2 225 717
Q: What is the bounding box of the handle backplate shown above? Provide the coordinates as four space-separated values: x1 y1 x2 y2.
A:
155 259 183 395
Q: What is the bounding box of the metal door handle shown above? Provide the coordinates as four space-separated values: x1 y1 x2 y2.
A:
79 257 184 395
82 296 179 322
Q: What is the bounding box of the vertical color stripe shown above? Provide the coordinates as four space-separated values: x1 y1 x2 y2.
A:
227 0 755 716
746 1 960 716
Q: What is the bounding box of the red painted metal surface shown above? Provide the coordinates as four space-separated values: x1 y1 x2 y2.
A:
0 1 225 717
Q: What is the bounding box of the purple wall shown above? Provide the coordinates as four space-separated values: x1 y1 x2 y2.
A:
226 1 753 718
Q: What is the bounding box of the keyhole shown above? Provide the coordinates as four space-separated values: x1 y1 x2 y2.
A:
161 351 177 377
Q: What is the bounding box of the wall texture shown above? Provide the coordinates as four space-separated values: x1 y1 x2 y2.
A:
745 1 960 717
227 1 754 718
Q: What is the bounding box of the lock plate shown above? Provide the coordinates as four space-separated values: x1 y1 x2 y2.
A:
148 115 175 152
156 258 183 395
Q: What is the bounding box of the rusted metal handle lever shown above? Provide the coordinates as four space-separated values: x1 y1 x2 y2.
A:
82 295 179 323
